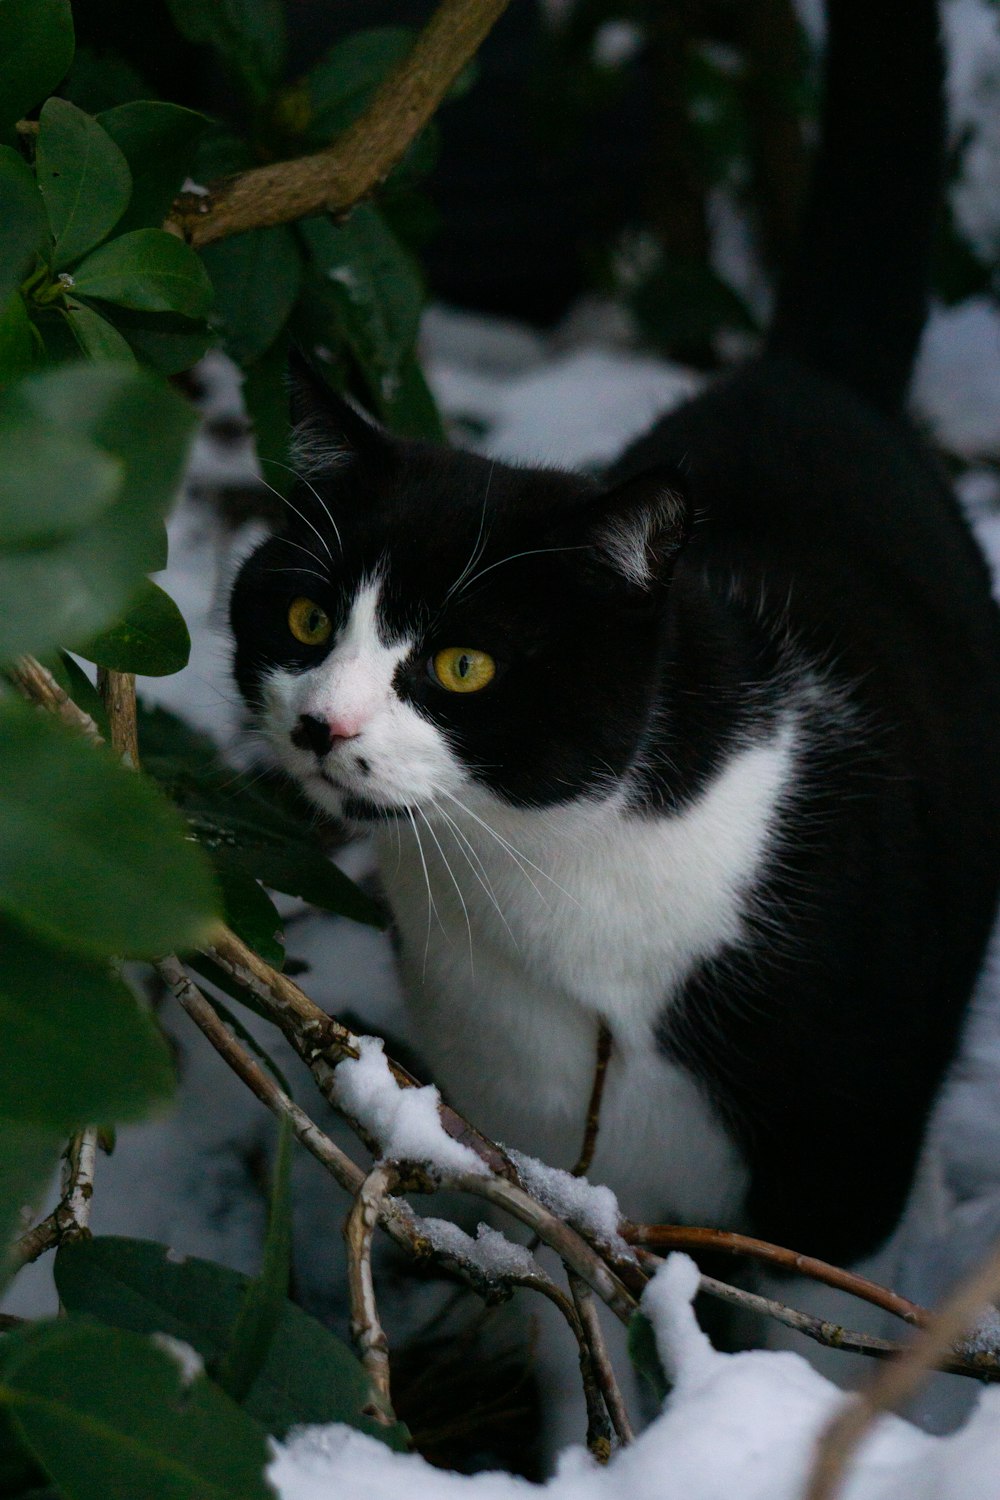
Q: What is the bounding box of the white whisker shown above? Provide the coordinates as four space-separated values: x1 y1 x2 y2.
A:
256 474 335 562
417 806 474 975
456 544 590 597
262 457 343 555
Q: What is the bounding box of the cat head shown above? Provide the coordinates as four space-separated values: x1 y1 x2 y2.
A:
229 367 690 824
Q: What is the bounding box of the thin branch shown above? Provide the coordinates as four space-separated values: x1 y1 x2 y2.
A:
14 1128 100 1266
346 1163 398 1424
806 1237 1000 1500
569 1269 634 1448
9 657 103 743
571 1021 612 1178
167 0 512 248
97 667 139 767
626 1223 929 1330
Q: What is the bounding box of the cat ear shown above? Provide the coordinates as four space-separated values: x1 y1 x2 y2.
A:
288 350 385 473
585 467 690 588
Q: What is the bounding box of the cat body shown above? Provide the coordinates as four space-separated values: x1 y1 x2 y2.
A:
231 0 1000 1264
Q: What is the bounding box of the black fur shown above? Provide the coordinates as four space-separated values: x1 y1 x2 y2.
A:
231 0 1000 1260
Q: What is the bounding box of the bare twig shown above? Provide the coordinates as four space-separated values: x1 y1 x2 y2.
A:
167 0 511 248
806 1237 1000 1500
15 1128 99 1266
626 1223 929 1329
9 657 103 743
97 667 139 766
346 1163 399 1424
569 1269 634 1447
571 1021 612 1178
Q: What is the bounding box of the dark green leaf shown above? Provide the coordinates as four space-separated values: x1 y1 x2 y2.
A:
0 700 220 959
216 1118 292 1403
64 299 136 362
627 1310 669 1402
241 331 290 491
0 918 174 1129
0 147 50 308
0 364 195 661
71 228 213 317
139 703 386 927
0 291 35 383
201 226 300 364
216 866 285 968
378 350 445 440
164 0 285 105
0 1319 275 1500
0 1407 46 1495
0 0 74 137
97 101 207 234
62 47 152 114
36 98 131 270
0 1122 61 1287
0 414 120 549
55 1237 409 1447
109 307 213 375
79 578 191 677
50 651 110 738
303 28 413 142
298 208 424 390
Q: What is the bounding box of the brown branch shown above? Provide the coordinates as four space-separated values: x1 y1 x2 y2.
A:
97 667 139 767
571 1021 612 1178
9 657 104 743
806 1236 1000 1500
569 1269 634 1448
167 0 511 249
346 1163 398 1424
626 1223 929 1330
15 1128 99 1266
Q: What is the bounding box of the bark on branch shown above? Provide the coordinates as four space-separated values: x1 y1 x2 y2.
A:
167 0 512 249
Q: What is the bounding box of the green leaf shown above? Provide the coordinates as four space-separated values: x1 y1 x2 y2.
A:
55 1237 409 1447
0 1319 275 1500
201 226 300 364
62 47 153 115
64 299 136 362
241 331 290 490
71 228 213 317
378 350 445 441
0 416 120 549
0 700 219 960
79 578 191 677
97 102 207 234
0 147 50 308
49 651 110 738
0 291 35 384
138 703 386 928
0 364 195 662
108 308 213 375
0 0 75 137
164 0 285 105
216 1118 292 1403
303 28 413 142
0 1122 61 1287
0 918 174 1129
216 866 285 969
36 98 132 270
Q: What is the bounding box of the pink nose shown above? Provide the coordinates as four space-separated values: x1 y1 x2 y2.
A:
291 713 360 756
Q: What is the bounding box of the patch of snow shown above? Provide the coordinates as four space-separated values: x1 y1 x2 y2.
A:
150 1332 204 1386
592 22 643 70
331 1037 488 1178
507 1151 627 1254
912 298 1000 460
267 1255 1000 1499
418 1218 538 1281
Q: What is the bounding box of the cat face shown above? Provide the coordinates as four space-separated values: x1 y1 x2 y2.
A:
230 380 688 824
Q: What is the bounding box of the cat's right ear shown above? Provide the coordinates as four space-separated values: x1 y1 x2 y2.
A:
288 350 385 473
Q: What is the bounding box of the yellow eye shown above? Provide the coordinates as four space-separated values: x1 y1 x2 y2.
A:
432 647 496 693
288 596 332 646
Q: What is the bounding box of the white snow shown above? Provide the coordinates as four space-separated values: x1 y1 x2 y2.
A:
912 298 1000 460
417 1217 538 1281
507 1151 627 1255
150 1331 205 1387
266 1255 1000 1500
331 1036 488 1178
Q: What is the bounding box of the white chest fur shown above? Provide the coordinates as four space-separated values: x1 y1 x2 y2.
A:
378 717 797 1225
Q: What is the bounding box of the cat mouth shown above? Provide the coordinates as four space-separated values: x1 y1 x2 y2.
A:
311 769 406 822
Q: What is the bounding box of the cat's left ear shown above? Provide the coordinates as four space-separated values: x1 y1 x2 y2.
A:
584 466 691 589
288 349 386 469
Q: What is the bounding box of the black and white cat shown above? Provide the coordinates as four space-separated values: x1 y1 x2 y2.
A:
231 0 1000 1266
